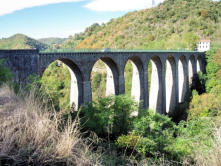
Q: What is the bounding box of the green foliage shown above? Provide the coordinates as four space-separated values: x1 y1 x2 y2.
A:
124 61 133 95
183 32 199 50
116 110 176 157
205 49 221 92
0 34 48 50
41 61 71 111
168 118 215 161
0 59 12 86
91 60 107 101
79 95 138 137
38 37 66 46
188 91 221 119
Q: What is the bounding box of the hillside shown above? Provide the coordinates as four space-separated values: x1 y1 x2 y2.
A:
62 0 221 50
0 34 49 50
38 37 66 46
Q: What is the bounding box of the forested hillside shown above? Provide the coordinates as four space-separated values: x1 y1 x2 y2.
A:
38 37 66 47
0 34 48 50
62 0 221 50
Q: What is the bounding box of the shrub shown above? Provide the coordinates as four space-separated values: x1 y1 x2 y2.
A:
188 93 220 119
79 95 138 138
0 59 12 86
116 110 176 157
168 118 215 162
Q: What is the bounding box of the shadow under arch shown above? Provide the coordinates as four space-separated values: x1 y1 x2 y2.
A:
41 58 84 110
178 55 188 103
165 55 176 113
90 56 119 101
124 55 144 107
197 55 204 73
148 55 163 113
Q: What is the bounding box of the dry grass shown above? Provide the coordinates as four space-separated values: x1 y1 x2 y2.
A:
194 125 221 166
0 84 98 166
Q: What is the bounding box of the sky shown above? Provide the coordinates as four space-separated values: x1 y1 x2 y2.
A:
0 0 164 39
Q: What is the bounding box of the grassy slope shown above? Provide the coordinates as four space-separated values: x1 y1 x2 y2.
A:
38 37 67 46
0 34 49 50
63 0 221 50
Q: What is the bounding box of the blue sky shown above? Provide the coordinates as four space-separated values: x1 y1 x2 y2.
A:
0 0 165 39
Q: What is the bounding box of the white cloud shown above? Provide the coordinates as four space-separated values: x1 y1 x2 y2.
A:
85 0 165 12
0 0 82 16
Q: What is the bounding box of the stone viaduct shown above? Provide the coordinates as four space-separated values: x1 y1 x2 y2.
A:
0 49 205 114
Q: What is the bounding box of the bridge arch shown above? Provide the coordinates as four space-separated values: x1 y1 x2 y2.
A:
41 58 84 110
148 55 163 113
124 55 144 108
89 56 119 101
178 55 188 102
165 55 177 113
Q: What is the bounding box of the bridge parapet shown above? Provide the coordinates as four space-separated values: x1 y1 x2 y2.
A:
0 49 39 83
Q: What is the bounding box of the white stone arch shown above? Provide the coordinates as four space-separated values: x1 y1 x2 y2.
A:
124 55 144 104
165 56 177 113
41 58 84 110
148 56 163 113
178 55 188 102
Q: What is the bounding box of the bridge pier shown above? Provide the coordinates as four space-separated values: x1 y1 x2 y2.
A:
105 63 116 96
119 72 125 94
143 68 149 109
161 61 166 114
165 56 177 113
82 80 92 104
178 56 188 102
69 67 79 109
149 57 164 114
131 62 141 104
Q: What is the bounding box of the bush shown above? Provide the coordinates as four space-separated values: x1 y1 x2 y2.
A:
188 93 220 119
168 118 215 162
0 59 12 86
79 95 138 138
116 110 176 157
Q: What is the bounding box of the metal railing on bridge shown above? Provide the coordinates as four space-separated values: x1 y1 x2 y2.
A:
40 48 199 53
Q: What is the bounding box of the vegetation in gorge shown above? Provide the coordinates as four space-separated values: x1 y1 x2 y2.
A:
1 0 221 165
42 48 221 165
1 47 221 165
41 61 71 111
